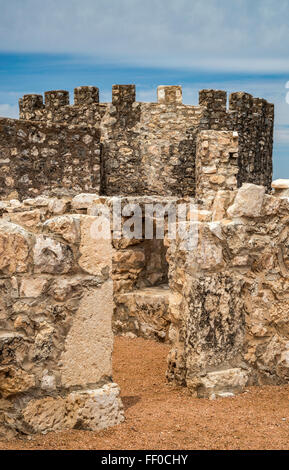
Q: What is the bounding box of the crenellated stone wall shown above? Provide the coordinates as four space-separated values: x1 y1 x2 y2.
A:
15 84 274 197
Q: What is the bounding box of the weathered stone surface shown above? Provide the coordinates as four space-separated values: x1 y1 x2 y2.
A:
20 277 48 298
0 118 101 199
0 210 122 437
71 193 99 210
22 383 124 434
59 281 114 388
44 215 80 244
3 84 272 199
227 183 265 218
79 216 112 277
272 179 289 189
187 368 249 398
4 210 41 230
0 332 28 365
114 286 171 341
33 235 73 273
0 221 31 274
0 366 35 398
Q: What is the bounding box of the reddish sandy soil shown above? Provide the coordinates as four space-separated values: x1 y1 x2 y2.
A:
0 336 289 450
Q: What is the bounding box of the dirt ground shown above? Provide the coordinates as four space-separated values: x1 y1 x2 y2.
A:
0 336 289 450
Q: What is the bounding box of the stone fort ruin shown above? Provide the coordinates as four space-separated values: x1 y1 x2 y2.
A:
1 83 289 437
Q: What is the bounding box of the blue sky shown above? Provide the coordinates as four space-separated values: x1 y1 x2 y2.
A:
0 0 289 178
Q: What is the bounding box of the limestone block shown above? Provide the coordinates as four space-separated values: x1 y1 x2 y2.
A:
262 194 282 215
20 277 48 298
22 396 66 433
0 333 28 365
33 235 73 273
44 215 80 244
0 366 35 398
196 226 224 270
112 249 145 274
41 372 56 391
115 286 171 340
187 209 212 222
22 383 124 434
0 221 31 274
4 210 41 230
188 368 249 398
71 193 99 210
59 281 114 388
79 216 112 277
65 384 124 431
48 198 69 215
23 196 51 207
31 321 55 361
227 183 265 218
272 179 289 189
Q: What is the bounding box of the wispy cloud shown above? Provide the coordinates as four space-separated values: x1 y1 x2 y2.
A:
0 103 18 118
1 0 289 73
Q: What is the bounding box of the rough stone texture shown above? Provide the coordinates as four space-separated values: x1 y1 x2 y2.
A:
227 183 266 218
115 286 171 341
0 118 101 199
21 383 122 434
166 184 289 396
0 209 123 437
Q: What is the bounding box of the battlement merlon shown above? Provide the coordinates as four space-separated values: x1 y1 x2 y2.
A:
44 90 70 110
199 89 227 111
74 86 99 106
19 94 44 114
157 86 183 105
112 84 136 106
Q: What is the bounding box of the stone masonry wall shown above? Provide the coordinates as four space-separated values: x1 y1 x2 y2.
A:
0 117 101 200
16 85 274 197
167 183 289 397
0 195 123 437
195 130 239 207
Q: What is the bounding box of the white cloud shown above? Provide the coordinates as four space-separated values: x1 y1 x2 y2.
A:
0 104 18 119
0 0 289 72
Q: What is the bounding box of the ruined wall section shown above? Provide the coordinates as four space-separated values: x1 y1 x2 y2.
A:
0 118 101 200
0 196 124 437
167 183 289 397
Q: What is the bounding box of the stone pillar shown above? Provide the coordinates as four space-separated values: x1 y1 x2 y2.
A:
74 86 99 106
199 89 227 112
195 130 239 208
19 94 44 120
44 90 70 109
157 86 182 105
112 85 136 106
